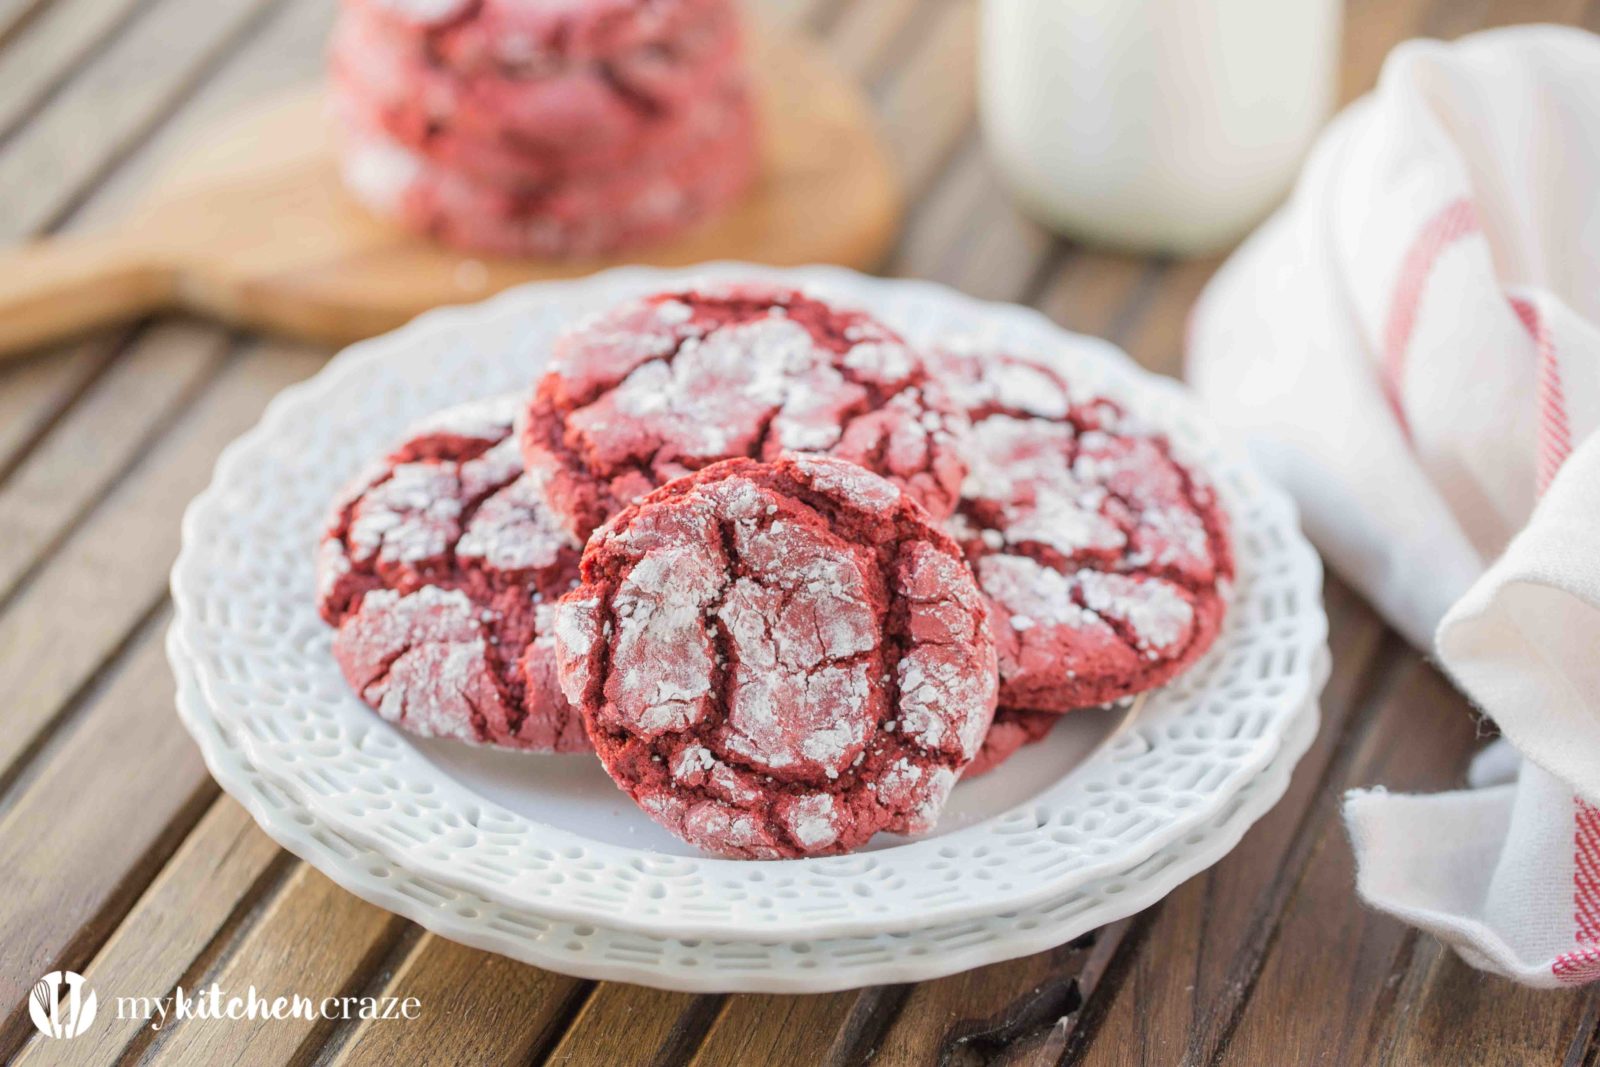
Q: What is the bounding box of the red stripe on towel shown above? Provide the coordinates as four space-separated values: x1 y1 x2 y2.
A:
1554 799 1600 984
1509 297 1574 493
1527 301 1593 984
1379 198 1480 436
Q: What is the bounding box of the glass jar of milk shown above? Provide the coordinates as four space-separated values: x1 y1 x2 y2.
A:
980 0 1341 255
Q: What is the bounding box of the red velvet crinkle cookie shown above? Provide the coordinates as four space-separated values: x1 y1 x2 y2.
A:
522 285 968 541
316 396 590 752
330 1 745 184
553 455 998 859
337 113 756 259
937 346 1234 713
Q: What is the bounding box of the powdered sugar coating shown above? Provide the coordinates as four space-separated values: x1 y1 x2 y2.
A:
521 285 969 540
554 455 997 859
937 346 1234 712
317 396 589 752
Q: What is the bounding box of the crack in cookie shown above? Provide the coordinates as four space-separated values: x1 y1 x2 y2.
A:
317 396 589 751
521 285 969 541
553 455 996 859
936 345 1234 713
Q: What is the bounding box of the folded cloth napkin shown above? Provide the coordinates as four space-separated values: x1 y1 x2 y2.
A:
1186 24 1600 987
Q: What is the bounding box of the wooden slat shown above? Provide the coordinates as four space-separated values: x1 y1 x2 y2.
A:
0 0 49 44
1073 581 1393 1067
0 317 227 601
68 0 334 227
1338 0 1442 104
14 800 287 1066
135 865 406 1065
748 0 836 34
325 937 587 1066
889 136 992 277
933 177 1056 303
1480 0 1589 24
1034 253 1154 341
689 988 906 1067
0 342 323 784
0 621 214 1059
890 136 1058 302
1115 257 1223 379
541 985 714 1065
0 337 115 475
1217 660 1493 1064
870 926 1128 1064
1374 939 1600 1067
0 0 150 140
873 0 977 200
0 0 280 240
824 0 922 83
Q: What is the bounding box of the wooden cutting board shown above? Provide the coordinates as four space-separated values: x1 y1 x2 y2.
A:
0 33 900 359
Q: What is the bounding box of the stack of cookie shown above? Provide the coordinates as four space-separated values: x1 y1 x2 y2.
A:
316 283 1235 859
329 0 758 258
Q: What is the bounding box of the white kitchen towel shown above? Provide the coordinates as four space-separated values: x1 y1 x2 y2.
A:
1186 24 1600 986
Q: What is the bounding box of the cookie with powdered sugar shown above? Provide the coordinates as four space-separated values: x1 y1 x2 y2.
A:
316 396 590 752
936 345 1234 713
520 284 969 541
553 455 997 859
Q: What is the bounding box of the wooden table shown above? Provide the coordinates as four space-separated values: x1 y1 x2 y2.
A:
3 0 1599 1063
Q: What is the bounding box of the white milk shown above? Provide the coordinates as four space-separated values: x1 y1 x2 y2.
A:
980 0 1341 255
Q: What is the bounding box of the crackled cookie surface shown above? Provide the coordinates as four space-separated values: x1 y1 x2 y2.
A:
317 396 589 751
554 455 997 858
521 285 968 540
938 347 1234 712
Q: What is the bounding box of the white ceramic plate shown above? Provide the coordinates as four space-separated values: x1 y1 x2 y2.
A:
172 632 1324 993
169 263 1327 941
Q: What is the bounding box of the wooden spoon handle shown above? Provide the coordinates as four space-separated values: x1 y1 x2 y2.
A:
0 233 176 360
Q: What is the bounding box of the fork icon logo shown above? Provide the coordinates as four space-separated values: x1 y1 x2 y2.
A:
28 971 97 1040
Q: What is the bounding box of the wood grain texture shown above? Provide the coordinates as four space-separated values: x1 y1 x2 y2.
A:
1073 581 1393 1067
0 0 281 241
1376 938 1600 1067
688 989 906 1067
136 864 407 1065
874 0 977 199
0 0 1595 1065
872 923 1130 1065
891 136 1056 301
13 800 288 1067
0 338 115 476
541 985 713 1066
0 317 227 601
0 343 324 783
0 626 215 1060
1219 662 1492 1066
325 937 587 1066
0 0 152 140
